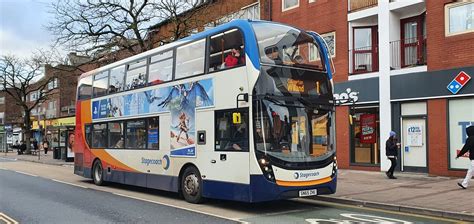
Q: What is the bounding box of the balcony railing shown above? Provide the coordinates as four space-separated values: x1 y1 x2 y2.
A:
390 36 427 70
349 45 379 75
349 0 378 12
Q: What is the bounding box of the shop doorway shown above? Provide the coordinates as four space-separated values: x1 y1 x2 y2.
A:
401 118 427 172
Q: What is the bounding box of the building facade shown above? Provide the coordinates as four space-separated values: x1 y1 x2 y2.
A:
269 0 474 177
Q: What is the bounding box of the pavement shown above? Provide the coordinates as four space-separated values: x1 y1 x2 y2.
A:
1 150 473 222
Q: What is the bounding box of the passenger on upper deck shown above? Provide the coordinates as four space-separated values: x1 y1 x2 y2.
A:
224 46 245 68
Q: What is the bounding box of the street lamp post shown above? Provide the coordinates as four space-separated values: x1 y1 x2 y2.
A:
37 103 42 161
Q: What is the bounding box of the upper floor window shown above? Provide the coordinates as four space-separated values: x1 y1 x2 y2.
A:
309 32 336 61
149 51 174 85
125 59 147 90
93 71 109 97
0 96 4 105
109 65 125 93
175 39 205 79
282 0 299 11
30 91 39 102
208 29 245 72
48 78 59 90
78 75 93 100
446 2 474 36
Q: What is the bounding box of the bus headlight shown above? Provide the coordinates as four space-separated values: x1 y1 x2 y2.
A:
259 158 269 165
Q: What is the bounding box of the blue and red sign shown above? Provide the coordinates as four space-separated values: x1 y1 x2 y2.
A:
447 71 471 94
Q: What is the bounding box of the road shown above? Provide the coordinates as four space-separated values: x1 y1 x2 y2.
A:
0 158 462 224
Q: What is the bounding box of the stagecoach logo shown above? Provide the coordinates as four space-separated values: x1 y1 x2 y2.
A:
141 155 170 170
333 88 359 105
294 171 320 179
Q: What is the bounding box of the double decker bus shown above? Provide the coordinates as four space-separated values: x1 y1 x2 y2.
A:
74 19 337 203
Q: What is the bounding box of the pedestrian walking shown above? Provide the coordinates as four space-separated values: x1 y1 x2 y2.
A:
385 131 400 179
456 125 474 189
43 139 50 155
32 139 39 153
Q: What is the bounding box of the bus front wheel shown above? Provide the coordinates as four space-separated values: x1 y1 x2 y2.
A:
92 160 105 186
181 166 204 203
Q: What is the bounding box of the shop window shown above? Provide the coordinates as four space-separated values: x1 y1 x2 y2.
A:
93 71 109 97
175 39 205 79
125 119 147 149
125 59 147 90
445 2 474 36
215 109 249 151
448 98 474 169
208 29 245 72
147 117 159 150
78 76 93 100
92 123 107 148
149 51 173 85
351 107 380 165
109 65 126 93
108 121 124 148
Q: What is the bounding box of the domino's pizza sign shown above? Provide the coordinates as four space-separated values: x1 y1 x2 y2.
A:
447 71 471 94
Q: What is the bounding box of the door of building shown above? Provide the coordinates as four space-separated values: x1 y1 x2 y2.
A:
401 118 427 172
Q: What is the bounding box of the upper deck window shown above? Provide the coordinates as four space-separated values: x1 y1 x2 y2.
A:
175 39 205 79
125 59 147 90
208 29 245 72
149 51 174 85
78 75 93 100
252 22 326 71
109 65 126 93
93 71 109 97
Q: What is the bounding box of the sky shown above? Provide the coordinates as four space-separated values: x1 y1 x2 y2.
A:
0 0 57 59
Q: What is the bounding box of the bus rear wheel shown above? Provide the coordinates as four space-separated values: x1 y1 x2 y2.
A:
92 160 105 186
181 166 204 204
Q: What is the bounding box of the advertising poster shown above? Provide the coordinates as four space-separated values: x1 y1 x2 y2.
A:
99 99 109 118
406 124 423 146
92 101 100 119
449 98 474 169
124 93 140 116
109 96 124 117
146 88 170 113
360 114 376 144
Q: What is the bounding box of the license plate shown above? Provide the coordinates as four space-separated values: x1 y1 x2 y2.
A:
299 189 317 197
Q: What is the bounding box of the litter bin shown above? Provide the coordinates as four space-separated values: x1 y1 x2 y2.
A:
53 147 60 159
60 147 67 160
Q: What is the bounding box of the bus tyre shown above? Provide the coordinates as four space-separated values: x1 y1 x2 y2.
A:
181 166 204 204
92 160 105 186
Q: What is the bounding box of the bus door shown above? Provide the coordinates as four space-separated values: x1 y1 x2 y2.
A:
197 109 250 199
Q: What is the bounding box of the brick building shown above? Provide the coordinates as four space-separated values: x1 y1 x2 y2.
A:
268 0 474 177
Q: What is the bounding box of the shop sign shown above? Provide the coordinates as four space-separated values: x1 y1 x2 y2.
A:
360 114 376 144
334 88 359 105
449 98 474 169
5 125 13 144
406 124 423 146
57 117 75 126
447 71 471 95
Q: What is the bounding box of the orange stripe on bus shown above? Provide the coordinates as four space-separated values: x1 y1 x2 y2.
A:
81 100 92 124
275 176 332 187
91 149 137 172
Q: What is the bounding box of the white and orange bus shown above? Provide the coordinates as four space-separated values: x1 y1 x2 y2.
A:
73 20 337 203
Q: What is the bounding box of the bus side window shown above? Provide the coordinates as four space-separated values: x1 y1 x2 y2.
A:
93 70 109 97
125 119 147 149
147 117 159 150
175 39 205 79
92 123 107 148
125 59 147 90
208 29 244 72
149 51 173 85
78 76 93 100
215 109 249 151
85 124 92 148
109 65 126 93
108 121 124 149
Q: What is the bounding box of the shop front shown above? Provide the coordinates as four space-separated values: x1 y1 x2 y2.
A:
33 116 75 161
334 77 380 169
391 66 474 176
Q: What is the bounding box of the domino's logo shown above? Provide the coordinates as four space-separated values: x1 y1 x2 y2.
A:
447 71 471 94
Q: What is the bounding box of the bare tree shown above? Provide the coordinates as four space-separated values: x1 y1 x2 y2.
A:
48 0 209 57
0 55 58 153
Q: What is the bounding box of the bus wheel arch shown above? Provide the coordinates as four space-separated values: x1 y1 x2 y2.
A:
92 158 105 186
179 163 204 204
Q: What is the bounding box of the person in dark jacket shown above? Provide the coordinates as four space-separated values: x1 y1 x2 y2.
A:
456 125 474 189
385 131 400 179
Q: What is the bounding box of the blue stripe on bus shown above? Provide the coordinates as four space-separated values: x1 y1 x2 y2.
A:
181 19 260 71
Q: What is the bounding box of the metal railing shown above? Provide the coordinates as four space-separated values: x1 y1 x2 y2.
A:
390 36 427 70
349 0 378 12
349 45 379 75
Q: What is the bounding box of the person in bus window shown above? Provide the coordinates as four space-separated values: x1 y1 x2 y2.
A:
227 122 247 150
224 46 244 68
114 137 124 148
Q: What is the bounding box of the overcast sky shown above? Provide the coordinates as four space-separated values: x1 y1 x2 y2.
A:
0 0 57 59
